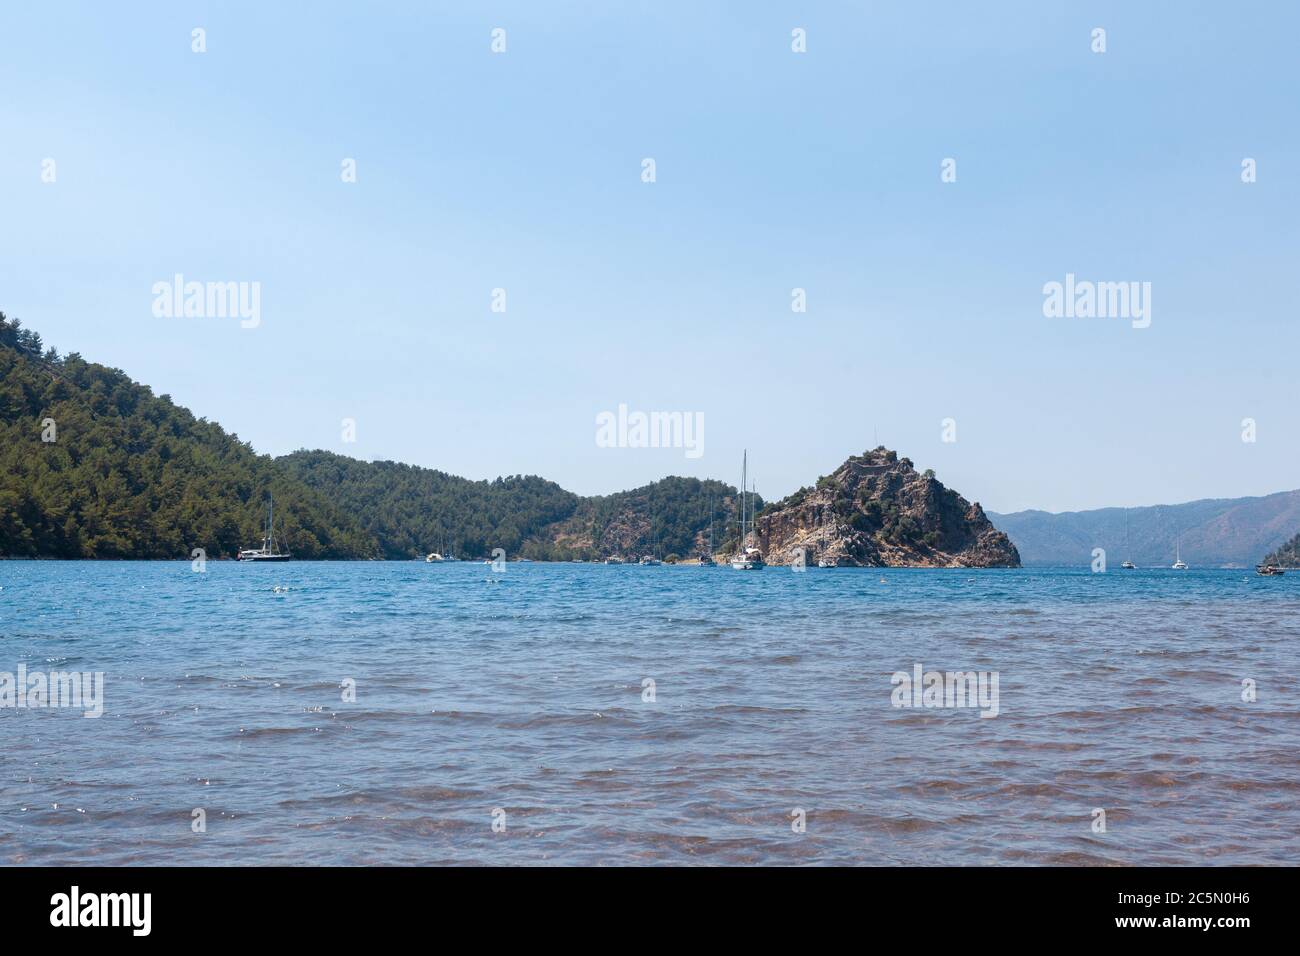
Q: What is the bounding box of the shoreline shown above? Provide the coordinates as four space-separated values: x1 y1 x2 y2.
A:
0 556 1274 570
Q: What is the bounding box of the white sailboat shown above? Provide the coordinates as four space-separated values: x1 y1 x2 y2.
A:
1172 539 1188 570
427 533 459 563
238 493 291 562
730 450 765 570
639 513 662 564
1121 509 1136 568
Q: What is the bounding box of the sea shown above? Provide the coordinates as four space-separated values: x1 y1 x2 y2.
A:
2 561 1297 865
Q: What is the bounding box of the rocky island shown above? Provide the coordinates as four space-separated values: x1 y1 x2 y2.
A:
751 448 1020 568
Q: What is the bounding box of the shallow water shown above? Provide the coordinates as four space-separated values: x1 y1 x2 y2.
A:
1 561 1297 865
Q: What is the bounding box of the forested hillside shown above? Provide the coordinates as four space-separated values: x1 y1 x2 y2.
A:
1263 532 1300 568
277 450 580 559
0 313 376 558
544 476 750 561
278 452 749 561
2 314 745 561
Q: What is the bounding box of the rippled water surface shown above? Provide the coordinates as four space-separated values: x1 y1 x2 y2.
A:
2 561 1297 865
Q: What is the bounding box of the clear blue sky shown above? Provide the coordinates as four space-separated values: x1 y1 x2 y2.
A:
2 1 1296 513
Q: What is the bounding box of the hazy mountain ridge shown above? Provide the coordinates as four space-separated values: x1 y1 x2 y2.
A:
990 491 1300 567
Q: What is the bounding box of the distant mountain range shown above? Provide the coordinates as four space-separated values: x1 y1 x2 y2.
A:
990 492 1300 568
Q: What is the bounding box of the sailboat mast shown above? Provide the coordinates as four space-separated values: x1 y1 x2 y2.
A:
743 452 754 548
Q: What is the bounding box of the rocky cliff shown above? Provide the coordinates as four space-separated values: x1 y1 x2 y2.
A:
751 448 1020 568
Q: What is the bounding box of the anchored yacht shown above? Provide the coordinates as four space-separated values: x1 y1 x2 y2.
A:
730 451 765 570
238 494 291 562
1172 540 1188 570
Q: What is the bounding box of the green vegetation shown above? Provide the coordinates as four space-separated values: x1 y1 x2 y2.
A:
0 312 376 558
2 314 752 561
278 450 577 560
1263 533 1300 568
563 476 753 561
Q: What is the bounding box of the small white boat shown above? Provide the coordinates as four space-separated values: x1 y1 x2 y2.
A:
729 451 765 570
1172 541 1187 570
1120 512 1136 569
818 558 837 568
603 556 623 565
639 555 661 566
429 532 459 562
238 494 292 562
731 547 765 571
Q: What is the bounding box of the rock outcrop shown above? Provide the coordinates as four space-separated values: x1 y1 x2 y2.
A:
752 448 1020 568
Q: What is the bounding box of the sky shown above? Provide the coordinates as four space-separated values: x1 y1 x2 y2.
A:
2 1 1297 514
